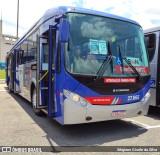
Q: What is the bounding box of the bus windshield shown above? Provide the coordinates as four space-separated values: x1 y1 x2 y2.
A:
65 13 149 77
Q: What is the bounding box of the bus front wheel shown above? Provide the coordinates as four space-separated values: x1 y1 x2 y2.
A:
32 89 42 116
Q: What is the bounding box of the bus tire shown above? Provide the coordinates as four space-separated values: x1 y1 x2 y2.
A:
32 89 42 116
8 88 13 93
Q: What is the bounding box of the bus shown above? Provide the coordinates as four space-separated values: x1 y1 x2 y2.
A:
6 6 151 125
144 26 160 107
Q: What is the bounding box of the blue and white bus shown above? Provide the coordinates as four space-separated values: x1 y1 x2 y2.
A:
6 6 150 125
144 26 160 107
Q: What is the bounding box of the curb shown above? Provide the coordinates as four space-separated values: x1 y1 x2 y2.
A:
0 80 5 84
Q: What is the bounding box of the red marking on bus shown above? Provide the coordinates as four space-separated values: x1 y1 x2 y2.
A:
84 96 114 105
115 66 150 74
116 98 122 104
104 78 136 84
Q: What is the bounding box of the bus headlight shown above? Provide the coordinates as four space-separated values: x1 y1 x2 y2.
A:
64 90 92 109
73 94 80 102
141 90 150 104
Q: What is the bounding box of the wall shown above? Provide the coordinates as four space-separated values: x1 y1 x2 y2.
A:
0 20 17 69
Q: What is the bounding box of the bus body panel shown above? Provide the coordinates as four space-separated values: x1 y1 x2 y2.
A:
72 79 150 105
63 90 150 125
62 78 150 125
144 27 160 107
64 99 87 124
17 62 36 102
150 89 156 106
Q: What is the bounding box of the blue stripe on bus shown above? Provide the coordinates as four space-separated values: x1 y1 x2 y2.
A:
15 78 20 86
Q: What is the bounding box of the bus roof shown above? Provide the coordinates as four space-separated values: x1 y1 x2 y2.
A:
144 26 160 34
9 6 141 54
45 6 140 24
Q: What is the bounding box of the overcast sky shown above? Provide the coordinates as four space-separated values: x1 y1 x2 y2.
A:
0 0 160 37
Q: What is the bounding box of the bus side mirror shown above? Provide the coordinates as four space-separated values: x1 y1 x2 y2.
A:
59 18 69 42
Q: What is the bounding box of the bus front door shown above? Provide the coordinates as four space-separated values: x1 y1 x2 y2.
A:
37 35 49 109
36 27 56 116
37 27 57 116
48 25 57 116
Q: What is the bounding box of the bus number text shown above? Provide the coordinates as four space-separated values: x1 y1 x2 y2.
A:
127 95 140 101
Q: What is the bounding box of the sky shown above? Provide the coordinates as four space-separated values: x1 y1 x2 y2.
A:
0 0 160 37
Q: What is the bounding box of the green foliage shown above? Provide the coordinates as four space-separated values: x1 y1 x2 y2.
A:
0 70 5 79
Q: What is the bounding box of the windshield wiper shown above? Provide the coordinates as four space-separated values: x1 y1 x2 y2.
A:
123 57 142 82
95 42 113 81
118 46 142 82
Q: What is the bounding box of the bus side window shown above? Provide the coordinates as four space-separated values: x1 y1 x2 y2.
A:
21 40 28 64
19 50 24 64
42 43 49 63
145 34 156 62
27 30 38 61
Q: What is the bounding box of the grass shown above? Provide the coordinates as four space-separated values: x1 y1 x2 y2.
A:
0 70 6 79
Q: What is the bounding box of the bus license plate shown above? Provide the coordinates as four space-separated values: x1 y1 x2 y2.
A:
111 110 126 116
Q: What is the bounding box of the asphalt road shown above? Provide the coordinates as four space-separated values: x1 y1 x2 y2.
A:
0 85 160 154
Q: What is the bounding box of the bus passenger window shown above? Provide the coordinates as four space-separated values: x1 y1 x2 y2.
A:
145 34 156 62
28 40 37 61
28 32 38 61
21 40 28 63
28 48 37 61
43 44 49 63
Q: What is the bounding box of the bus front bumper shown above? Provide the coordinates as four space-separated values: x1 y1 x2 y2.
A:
63 97 150 125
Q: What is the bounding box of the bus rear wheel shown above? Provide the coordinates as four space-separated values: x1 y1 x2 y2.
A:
32 89 42 116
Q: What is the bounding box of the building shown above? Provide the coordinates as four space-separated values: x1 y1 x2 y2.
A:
0 19 17 69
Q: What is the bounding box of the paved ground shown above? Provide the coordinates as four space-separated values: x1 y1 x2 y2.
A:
0 83 160 155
